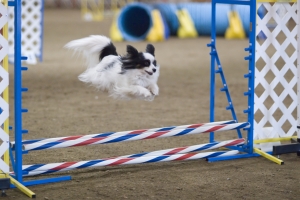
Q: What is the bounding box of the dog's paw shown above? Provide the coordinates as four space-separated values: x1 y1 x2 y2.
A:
112 85 156 101
149 85 159 96
144 95 155 101
140 88 153 98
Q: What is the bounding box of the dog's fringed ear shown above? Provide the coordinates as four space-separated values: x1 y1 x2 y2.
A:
126 45 139 58
146 44 155 56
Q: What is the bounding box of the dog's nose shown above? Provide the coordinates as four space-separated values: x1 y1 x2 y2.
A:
152 68 156 73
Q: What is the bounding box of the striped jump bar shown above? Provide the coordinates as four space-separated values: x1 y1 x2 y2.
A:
116 138 245 158
22 122 249 151
13 120 236 148
21 150 240 176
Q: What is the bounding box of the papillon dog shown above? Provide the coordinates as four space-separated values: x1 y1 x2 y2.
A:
65 35 159 101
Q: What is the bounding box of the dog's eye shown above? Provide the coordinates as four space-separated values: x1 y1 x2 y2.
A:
153 60 157 66
144 60 150 66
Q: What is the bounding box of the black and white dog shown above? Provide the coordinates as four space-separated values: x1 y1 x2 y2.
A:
65 35 159 101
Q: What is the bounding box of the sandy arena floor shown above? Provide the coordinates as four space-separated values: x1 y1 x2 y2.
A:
5 9 300 200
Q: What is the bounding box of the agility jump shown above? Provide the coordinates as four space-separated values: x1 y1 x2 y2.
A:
9 0 252 180
1 0 299 198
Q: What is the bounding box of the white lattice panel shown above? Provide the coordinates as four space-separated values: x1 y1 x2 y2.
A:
298 1 300 138
0 2 9 173
255 2 298 139
8 0 43 63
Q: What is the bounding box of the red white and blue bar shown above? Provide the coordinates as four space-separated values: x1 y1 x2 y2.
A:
12 120 236 148
21 150 240 176
22 122 249 151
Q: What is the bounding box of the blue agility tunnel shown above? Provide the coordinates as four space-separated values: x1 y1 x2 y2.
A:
178 3 250 36
154 3 179 36
178 3 231 36
118 3 153 41
233 5 250 36
117 2 250 40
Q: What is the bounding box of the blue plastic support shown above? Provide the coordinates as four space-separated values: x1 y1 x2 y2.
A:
10 176 72 188
209 0 256 155
8 1 14 6
246 0 256 154
211 48 243 139
244 73 251 78
220 85 228 91
21 88 28 92
244 47 251 52
226 105 233 110
10 0 72 187
244 55 251 60
244 91 251 96
216 0 251 5
207 153 262 163
208 6 243 142
22 129 28 134
243 108 250 113
215 55 241 137
223 145 244 152
21 108 28 113
22 150 28 154
13 0 23 183
215 69 222 73
209 40 216 142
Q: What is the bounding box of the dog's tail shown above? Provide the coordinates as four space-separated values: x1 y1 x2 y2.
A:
64 35 118 69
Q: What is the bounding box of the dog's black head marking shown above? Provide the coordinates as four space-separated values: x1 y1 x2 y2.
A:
146 44 155 56
126 45 139 58
153 60 157 66
143 59 150 67
120 44 156 72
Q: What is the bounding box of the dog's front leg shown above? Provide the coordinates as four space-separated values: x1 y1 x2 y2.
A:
116 85 152 98
148 84 159 96
129 85 153 98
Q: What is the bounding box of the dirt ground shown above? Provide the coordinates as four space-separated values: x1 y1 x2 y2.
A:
5 9 299 200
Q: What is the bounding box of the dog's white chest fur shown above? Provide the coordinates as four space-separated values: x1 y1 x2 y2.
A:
128 70 157 87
